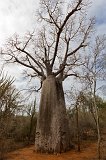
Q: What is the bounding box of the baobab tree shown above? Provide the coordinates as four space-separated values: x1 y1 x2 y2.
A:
1 0 94 153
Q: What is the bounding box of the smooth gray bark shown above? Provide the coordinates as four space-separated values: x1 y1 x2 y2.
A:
35 75 71 153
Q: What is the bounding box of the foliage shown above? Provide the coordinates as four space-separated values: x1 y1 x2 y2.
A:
67 93 106 142
0 72 37 159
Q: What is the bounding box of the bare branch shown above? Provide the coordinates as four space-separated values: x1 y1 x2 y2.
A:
14 45 45 77
54 38 70 77
61 0 82 30
14 56 44 77
62 73 79 81
23 31 34 50
68 43 87 57
51 0 83 68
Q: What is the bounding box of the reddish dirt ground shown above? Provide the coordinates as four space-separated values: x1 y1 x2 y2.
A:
7 142 98 160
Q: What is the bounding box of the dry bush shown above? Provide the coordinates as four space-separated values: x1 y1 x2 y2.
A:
68 110 97 143
13 115 37 143
0 73 37 159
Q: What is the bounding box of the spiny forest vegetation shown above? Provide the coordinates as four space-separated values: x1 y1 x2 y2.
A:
0 0 106 159
0 70 106 159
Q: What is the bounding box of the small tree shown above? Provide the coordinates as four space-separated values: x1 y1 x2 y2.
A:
24 99 37 143
82 35 106 159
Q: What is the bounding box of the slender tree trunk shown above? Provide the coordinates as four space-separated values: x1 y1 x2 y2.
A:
93 79 101 160
35 75 72 153
28 115 34 142
28 99 36 143
75 102 80 152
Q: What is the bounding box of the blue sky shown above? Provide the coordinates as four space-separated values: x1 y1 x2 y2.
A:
89 0 106 35
0 0 106 99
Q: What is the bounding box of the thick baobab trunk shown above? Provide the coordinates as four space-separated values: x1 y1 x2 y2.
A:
35 75 71 153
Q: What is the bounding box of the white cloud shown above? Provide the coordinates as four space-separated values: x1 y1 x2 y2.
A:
0 0 39 92
89 0 106 35
0 0 106 98
0 0 39 46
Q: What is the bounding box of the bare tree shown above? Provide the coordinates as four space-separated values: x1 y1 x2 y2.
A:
82 35 106 159
1 0 94 153
24 98 37 143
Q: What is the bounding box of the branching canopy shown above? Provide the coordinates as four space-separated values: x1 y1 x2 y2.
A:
1 0 94 84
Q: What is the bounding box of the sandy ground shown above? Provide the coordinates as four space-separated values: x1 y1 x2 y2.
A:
7 143 98 160
7 130 106 160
